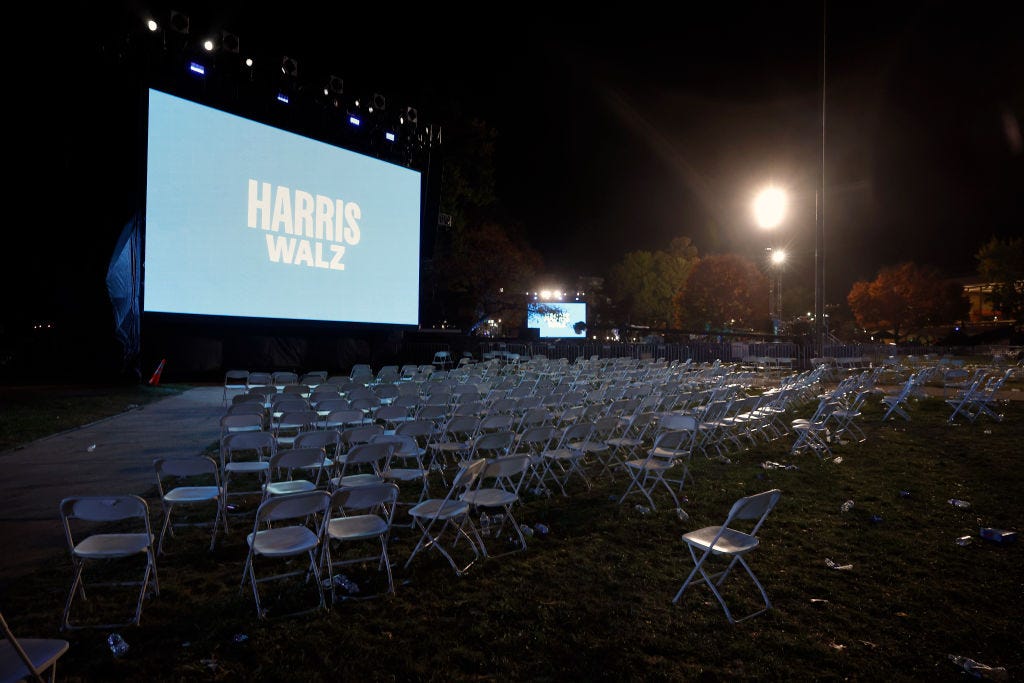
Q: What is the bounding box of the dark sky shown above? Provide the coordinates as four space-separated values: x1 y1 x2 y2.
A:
13 1 1024 332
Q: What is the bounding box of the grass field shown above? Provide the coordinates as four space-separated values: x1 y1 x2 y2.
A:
1 380 1021 681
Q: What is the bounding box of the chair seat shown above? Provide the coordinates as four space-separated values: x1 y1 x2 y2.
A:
542 448 582 462
74 533 153 558
164 486 222 504
264 480 317 497
605 437 643 448
247 526 320 556
624 458 675 473
326 514 389 541
682 525 759 555
408 499 468 520
0 637 69 682
331 473 385 489
461 489 517 508
383 467 428 482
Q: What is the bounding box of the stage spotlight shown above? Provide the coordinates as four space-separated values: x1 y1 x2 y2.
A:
203 39 215 52
277 93 289 104
328 75 343 94
188 61 206 76
348 115 361 127
221 31 240 54
281 56 298 77
372 93 386 111
385 131 396 142
245 57 253 68
170 10 189 34
146 19 159 32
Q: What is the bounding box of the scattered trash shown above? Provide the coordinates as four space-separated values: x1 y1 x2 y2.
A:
948 499 972 510
832 456 843 464
983 429 992 435
232 633 249 643
87 444 97 452
840 500 855 513
870 514 884 524
829 642 846 651
182 642 191 648
948 654 1009 681
761 461 799 471
107 633 129 657
899 490 912 499
955 535 973 547
675 508 689 522
608 495 619 501
809 598 830 605
479 512 492 536
634 504 651 515
825 558 853 570
520 524 534 537
979 528 1017 544
534 523 549 535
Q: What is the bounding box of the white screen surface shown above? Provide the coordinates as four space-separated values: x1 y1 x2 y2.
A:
144 89 421 325
527 302 587 338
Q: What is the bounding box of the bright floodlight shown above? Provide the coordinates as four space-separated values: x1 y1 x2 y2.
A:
146 19 159 32
770 249 787 265
754 186 788 229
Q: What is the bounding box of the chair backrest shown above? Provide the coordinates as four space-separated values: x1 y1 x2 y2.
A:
154 456 220 492
256 490 330 525
479 454 532 493
269 446 326 478
60 494 149 523
222 430 276 462
330 482 400 517
294 429 343 456
342 441 396 468
471 430 515 457
726 489 782 535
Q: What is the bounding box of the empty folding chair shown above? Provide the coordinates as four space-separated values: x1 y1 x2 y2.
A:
404 458 488 576
220 430 275 510
241 490 331 619
672 489 782 624
153 456 227 554
321 483 400 603
331 441 395 490
59 495 159 630
262 446 328 501
537 422 595 496
619 414 697 510
223 370 250 406
458 454 533 557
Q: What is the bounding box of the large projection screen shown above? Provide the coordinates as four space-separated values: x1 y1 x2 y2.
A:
144 88 421 326
527 302 587 338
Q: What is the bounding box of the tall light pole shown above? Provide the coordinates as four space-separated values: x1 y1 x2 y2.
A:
754 187 788 335
816 0 828 356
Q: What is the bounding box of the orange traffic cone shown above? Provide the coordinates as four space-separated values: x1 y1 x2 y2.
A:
149 359 166 386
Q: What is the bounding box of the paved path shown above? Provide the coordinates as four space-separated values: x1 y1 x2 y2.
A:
0 386 223 585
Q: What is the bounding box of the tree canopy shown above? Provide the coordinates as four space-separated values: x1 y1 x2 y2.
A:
975 236 1024 325
608 237 698 328
673 253 767 332
846 262 968 343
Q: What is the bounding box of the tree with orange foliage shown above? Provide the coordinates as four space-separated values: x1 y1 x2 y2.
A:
846 262 968 344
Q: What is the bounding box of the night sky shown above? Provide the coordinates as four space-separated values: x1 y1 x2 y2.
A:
11 1 1023 337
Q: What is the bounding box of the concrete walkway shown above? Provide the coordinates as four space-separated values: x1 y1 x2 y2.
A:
0 386 224 584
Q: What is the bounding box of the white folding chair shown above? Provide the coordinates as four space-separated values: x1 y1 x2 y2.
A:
241 490 331 619
262 446 327 501
404 458 488 576
880 375 916 421
672 488 782 624
222 369 250 406
537 422 595 496
153 456 227 554
619 414 697 510
0 610 69 683
59 495 159 630
219 430 276 509
321 483 400 602
459 454 532 557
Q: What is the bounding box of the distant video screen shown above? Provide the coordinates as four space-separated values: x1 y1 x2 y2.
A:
527 302 587 338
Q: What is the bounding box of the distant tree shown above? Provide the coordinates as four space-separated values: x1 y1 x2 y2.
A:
673 253 767 331
609 236 699 328
440 221 543 332
846 262 968 344
975 236 1024 324
429 117 545 331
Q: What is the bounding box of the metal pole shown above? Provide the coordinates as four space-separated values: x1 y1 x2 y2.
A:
815 0 827 356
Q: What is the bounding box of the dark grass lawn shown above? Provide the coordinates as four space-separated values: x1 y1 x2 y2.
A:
2 391 1022 681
